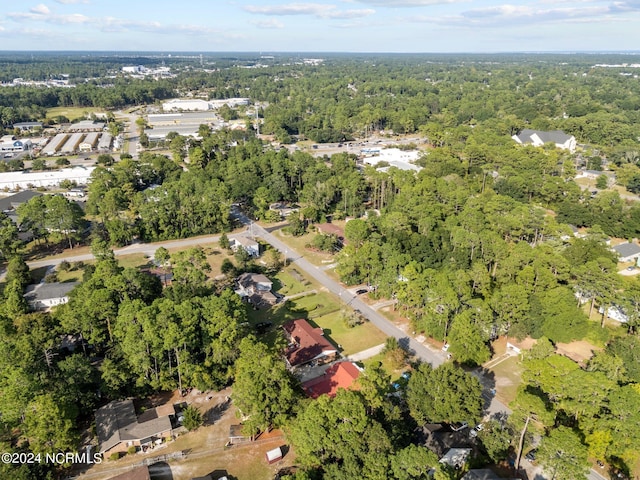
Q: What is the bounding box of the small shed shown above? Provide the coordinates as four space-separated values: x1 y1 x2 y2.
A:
265 447 283 464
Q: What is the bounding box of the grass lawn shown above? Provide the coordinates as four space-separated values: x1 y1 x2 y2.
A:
271 268 312 296
310 312 388 356
117 252 151 269
46 106 105 121
246 291 343 347
362 352 404 378
274 230 336 267
488 356 523 406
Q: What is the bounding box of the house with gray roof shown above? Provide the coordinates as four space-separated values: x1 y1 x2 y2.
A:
95 399 174 455
24 282 78 310
612 242 640 263
230 236 260 257
0 190 42 212
512 129 576 153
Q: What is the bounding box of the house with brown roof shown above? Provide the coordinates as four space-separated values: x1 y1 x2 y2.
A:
283 319 338 368
95 399 174 456
107 466 151 480
302 361 362 399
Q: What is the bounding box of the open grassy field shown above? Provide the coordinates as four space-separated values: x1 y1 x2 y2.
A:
46 106 105 121
246 284 387 357
271 268 312 296
488 355 522 406
274 229 336 267
309 312 388 356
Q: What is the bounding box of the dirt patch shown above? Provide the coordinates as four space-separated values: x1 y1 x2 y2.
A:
556 340 601 365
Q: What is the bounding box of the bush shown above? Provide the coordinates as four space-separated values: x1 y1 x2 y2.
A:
44 272 58 283
127 446 136 455
71 261 84 271
109 452 121 461
59 260 71 271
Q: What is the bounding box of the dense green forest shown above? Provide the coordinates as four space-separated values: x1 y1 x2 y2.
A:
2 53 640 479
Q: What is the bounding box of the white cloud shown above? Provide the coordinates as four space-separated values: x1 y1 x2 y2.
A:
6 6 242 39
8 10 91 25
251 18 286 29
405 1 640 27
30 4 51 15
243 2 375 19
54 0 90 4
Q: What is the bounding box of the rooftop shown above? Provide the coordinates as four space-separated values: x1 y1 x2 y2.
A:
283 319 337 367
613 242 640 258
95 399 173 453
24 282 78 302
302 361 361 398
107 466 151 480
0 190 42 211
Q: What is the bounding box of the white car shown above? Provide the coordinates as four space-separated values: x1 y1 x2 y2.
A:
441 343 450 352
469 423 484 437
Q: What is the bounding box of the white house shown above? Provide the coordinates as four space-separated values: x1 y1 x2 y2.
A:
512 129 577 153
24 282 78 310
599 305 628 323
612 242 640 263
231 236 260 257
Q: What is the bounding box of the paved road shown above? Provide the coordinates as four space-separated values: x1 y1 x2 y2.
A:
21 233 236 273
242 216 512 418
247 219 447 368
115 110 139 158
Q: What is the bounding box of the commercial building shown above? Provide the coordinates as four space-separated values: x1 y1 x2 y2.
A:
79 132 100 152
60 132 84 155
0 136 32 153
162 99 211 112
0 166 95 190
41 133 69 156
98 133 113 152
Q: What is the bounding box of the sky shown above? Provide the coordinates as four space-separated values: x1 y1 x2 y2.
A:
0 0 639 53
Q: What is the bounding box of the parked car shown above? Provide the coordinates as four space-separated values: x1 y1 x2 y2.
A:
469 423 484 437
355 289 368 295
441 343 450 352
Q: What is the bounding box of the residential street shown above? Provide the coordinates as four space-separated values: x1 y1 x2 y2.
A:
16 212 511 420
234 213 512 420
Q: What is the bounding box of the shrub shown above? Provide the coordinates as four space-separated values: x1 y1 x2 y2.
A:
127 446 136 455
59 260 71 271
109 452 121 461
44 272 58 283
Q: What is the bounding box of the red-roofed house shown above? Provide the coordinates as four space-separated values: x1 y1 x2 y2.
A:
302 361 362 399
283 319 338 368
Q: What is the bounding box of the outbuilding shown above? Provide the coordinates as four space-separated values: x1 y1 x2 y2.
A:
265 446 283 464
